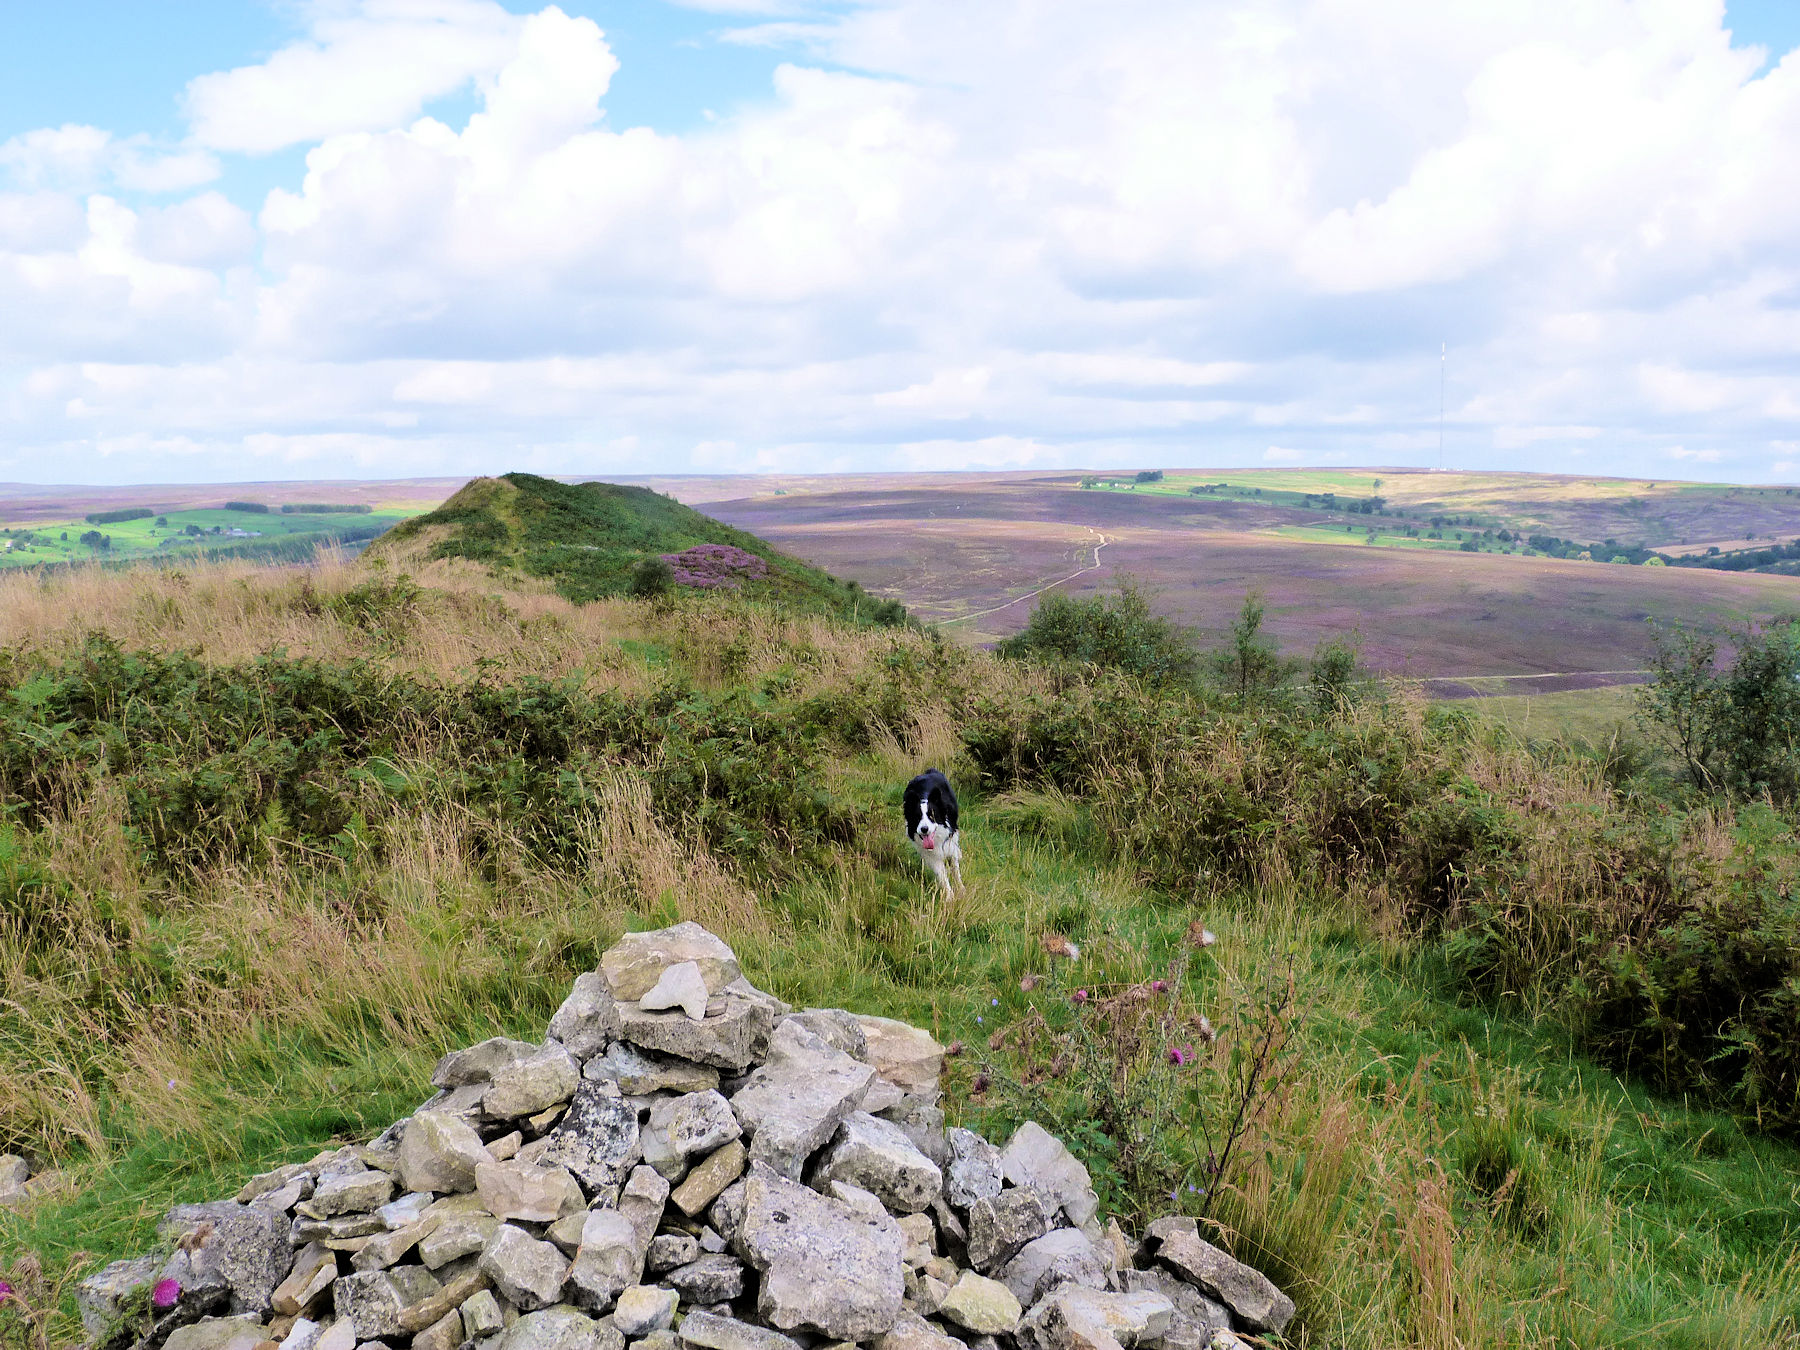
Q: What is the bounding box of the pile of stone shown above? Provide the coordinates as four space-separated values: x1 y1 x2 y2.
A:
78 923 1294 1350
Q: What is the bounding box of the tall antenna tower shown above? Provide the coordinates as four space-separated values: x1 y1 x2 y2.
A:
1437 342 1446 471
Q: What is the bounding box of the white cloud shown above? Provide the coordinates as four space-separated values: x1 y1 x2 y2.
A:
0 126 219 195
182 0 530 155
5 0 1800 483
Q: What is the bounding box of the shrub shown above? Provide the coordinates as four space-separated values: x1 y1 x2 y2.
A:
997 581 1196 685
628 556 675 598
660 544 769 589
82 508 153 526
224 501 271 513
282 503 374 514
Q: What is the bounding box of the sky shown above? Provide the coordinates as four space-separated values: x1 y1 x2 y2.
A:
2 0 1798 486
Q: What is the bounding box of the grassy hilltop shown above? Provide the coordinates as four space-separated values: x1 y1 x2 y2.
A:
375 472 906 622
0 485 1798 1349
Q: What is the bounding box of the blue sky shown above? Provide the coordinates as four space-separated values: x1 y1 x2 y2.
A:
2 1 1799 484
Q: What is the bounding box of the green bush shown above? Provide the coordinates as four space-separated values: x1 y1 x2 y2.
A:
996 581 1195 685
83 508 154 525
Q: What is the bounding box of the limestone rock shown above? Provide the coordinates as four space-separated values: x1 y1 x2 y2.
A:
1155 1232 1293 1335
664 1254 746 1304
413 1308 463 1350
333 1267 444 1341
582 1043 719 1096
1020 1289 1174 1350
376 1192 433 1230
938 1272 1023 1335
497 1305 624 1350
479 1225 571 1312
618 994 774 1073
77 1254 162 1339
779 1010 868 1059
1000 1122 1099 1227
398 1112 491 1196
672 1140 747 1217
433 1037 538 1090
661 1089 742 1159
730 1021 876 1180
159 1200 297 1314
967 1189 1049 1271
418 1211 500 1269
639 961 711 1021
612 1286 678 1337
549 973 622 1059
1119 1269 1233 1349
997 1230 1112 1306
737 1162 906 1340
539 1081 641 1195
646 1234 699 1273
461 1290 505 1339
678 1311 802 1350
566 1210 643 1310
350 1216 439 1272
617 1165 669 1248
484 1044 580 1120
475 1160 586 1224
945 1129 1005 1209
271 1243 338 1316
873 1311 965 1350
878 1096 950 1171
854 1016 944 1094
307 1170 395 1219
813 1111 943 1214
601 923 741 1001
163 1321 268 1350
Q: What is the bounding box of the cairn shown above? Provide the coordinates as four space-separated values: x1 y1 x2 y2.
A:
78 923 1293 1350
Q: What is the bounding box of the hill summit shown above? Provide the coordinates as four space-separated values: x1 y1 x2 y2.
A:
375 474 906 623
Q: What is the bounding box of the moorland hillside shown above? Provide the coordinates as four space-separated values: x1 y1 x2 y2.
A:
1 484 1798 1349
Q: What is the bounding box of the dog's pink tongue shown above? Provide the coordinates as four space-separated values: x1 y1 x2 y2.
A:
921 838 935 850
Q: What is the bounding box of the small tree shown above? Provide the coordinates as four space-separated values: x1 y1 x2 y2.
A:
1309 635 1361 717
1212 592 1286 698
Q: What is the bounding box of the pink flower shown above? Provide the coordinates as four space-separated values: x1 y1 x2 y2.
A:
152 1279 181 1310
1151 980 1169 993
1071 989 1089 1004
1168 1044 1196 1067
0 1280 15 1304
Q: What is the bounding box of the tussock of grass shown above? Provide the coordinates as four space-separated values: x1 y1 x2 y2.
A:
1 559 1797 1349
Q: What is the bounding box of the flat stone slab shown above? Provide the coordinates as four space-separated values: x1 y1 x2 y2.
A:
678 1310 804 1350
737 1162 905 1341
618 994 774 1073
729 1021 876 1180
813 1112 943 1214
602 923 742 1001
854 1016 944 1094
1156 1232 1294 1335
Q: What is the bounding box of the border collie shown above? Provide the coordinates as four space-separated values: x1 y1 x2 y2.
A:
904 768 963 894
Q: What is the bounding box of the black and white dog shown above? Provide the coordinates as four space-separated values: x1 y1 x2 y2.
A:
903 768 963 894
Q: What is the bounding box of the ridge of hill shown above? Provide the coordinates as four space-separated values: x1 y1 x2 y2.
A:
374 472 907 623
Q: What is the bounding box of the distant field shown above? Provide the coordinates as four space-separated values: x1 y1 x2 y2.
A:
696 472 1800 680
1108 467 1800 549
0 481 452 568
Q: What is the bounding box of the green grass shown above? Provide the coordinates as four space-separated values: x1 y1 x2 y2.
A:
5 777 1797 1348
0 505 416 568
1467 686 1643 743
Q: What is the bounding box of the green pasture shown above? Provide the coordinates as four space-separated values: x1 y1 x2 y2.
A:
0 503 421 568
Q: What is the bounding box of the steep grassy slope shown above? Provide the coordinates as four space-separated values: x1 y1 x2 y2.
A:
373 472 905 622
